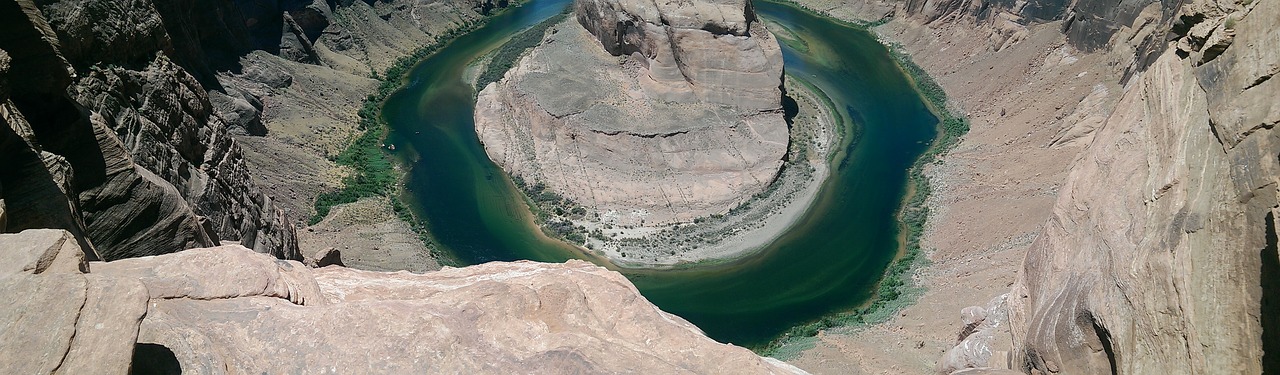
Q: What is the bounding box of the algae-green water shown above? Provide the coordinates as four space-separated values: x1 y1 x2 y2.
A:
381 0 939 348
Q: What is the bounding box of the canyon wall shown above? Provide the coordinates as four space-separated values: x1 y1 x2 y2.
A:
475 0 788 226
889 0 1278 372
0 0 809 371
778 0 1278 372
0 0 499 262
1005 0 1277 372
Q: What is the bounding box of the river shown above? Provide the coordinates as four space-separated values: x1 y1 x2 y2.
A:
381 0 939 348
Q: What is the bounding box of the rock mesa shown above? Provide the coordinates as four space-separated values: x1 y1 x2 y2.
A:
475 0 787 225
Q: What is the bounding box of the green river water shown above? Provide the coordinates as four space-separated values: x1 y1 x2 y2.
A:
381 0 939 348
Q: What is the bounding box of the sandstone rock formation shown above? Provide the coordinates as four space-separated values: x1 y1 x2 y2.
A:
475 0 787 225
0 0 301 260
0 0 216 260
0 229 806 374
3 0 514 271
1003 0 1279 372
1 0 505 263
766 0 1278 371
884 0 1279 372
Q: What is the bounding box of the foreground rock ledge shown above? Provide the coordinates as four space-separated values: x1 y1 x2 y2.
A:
475 0 787 226
0 229 805 373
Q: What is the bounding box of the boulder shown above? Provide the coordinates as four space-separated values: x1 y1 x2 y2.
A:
0 229 87 275
304 246 344 267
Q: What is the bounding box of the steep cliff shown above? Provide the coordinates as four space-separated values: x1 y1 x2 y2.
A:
0 0 500 263
773 0 1278 372
0 229 806 373
887 0 1279 372
1005 0 1278 372
0 0 219 260
475 0 787 227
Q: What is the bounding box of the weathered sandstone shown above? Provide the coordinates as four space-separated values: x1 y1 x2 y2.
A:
1005 0 1279 372
475 0 787 226
1 229 806 374
0 0 301 260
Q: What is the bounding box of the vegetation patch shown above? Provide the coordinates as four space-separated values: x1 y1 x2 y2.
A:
475 7 571 91
310 7 531 265
762 0 892 28
311 21 483 225
511 176 593 245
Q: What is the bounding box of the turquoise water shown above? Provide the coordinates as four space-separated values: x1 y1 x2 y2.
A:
382 0 938 348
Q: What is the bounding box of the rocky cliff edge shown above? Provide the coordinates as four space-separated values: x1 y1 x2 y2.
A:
0 228 806 373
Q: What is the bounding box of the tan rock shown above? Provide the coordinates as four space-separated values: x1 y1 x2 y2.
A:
57 275 149 374
304 246 344 268
0 231 801 373
1006 1 1280 372
0 228 87 275
476 0 787 225
134 259 805 373
576 0 783 110
0 274 88 374
0 229 147 375
92 245 323 305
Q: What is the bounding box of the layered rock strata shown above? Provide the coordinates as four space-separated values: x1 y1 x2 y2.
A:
476 0 787 225
0 0 508 263
1004 0 1280 372
0 0 300 260
0 229 806 374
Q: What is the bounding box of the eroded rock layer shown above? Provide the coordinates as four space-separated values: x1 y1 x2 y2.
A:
476 0 787 225
0 0 300 260
0 0 505 261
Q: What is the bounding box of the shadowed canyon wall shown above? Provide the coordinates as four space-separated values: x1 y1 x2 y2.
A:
0 0 504 260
